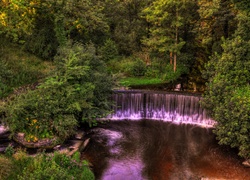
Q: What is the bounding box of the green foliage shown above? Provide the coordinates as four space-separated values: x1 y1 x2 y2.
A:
119 77 163 87
4 144 15 158
213 86 250 158
0 59 12 98
202 8 250 159
100 39 119 62
0 41 51 98
3 41 113 141
130 58 147 76
0 155 13 180
162 64 188 83
2 150 94 180
4 88 78 141
0 0 35 43
107 57 135 75
197 0 236 54
25 17 59 60
103 0 149 55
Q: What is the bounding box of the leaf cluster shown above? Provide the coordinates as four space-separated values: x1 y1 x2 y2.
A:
3 41 114 141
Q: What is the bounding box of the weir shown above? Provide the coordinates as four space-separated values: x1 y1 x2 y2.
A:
107 90 215 127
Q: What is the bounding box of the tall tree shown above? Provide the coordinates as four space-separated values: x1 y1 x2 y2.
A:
142 0 197 72
202 0 250 159
103 0 151 55
197 0 236 54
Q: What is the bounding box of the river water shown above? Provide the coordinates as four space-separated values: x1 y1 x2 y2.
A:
83 91 250 179
83 120 250 180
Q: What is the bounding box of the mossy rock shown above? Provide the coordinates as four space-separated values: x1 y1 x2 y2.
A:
13 133 59 149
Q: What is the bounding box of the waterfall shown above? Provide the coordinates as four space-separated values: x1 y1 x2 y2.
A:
107 90 215 127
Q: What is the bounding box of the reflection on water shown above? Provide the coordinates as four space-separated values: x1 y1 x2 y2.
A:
83 120 250 180
102 158 144 180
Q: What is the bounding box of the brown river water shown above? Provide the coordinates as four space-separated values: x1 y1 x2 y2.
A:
83 120 250 180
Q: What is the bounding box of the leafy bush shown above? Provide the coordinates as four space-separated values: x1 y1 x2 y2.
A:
130 58 147 76
4 144 15 157
100 38 119 62
3 42 114 141
18 152 94 180
107 57 134 75
162 64 188 83
202 32 250 159
0 155 13 180
3 150 94 180
212 86 250 158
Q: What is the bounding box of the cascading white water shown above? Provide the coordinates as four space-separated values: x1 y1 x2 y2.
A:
107 91 215 127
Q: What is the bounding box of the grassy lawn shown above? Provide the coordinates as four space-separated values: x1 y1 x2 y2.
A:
119 77 164 87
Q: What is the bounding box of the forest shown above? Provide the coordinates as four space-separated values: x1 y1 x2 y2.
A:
0 0 250 179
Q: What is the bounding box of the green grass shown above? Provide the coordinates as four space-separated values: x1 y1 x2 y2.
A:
119 77 164 87
0 39 54 98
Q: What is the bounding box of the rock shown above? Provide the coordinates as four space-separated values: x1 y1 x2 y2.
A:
79 138 90 152
242 159 250 167
13 133 59 149
0 125 9 135
67 140 84 156
67 138 90 156
17 132 25 139
53 145 61 150
75 131 85 140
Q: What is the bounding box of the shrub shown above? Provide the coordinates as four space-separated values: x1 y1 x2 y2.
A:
0 155 13 180
100 39 119 62
3 41 114 141
4 151 95 180
202 33 250 159
162 64 188 83
212 86 250 158
130 58 147 76
4 144 15 157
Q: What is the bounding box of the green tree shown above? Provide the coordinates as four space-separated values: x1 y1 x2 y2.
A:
3 42 114 141
99 38 119 62
24 0 109 59
103 0 151 55
142 0 197 73
202 4 250 159
197 0 236 54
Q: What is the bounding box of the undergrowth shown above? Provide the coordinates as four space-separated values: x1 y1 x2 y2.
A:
0 149 94 180
0 39 53 98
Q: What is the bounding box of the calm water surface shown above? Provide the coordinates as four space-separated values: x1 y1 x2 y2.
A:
83 120 250 180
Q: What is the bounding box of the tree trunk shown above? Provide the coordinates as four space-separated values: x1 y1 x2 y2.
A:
174 52 177 72
174 8 179 73
170 52 173 65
